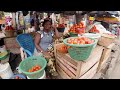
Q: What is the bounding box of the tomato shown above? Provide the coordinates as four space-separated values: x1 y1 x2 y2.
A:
15 76 19 79
28 69 32 72
73 40 78 44
79 40 85 44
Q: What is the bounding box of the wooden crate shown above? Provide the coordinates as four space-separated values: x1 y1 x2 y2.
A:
97 43 115 72
79 62 99 79
54 43 104 79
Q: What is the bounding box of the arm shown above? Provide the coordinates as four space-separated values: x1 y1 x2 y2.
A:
52 24 60 39
54 28 60 38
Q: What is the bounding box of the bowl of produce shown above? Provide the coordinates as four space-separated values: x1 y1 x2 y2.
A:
57 43 68 53
19 56 47 79
63 37 97 61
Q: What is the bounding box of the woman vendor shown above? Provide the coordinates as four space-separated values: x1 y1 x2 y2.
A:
34 19 60 76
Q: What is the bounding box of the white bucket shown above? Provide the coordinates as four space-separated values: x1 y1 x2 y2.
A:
83 33 101 48
0 62 14 79
27 70 46 79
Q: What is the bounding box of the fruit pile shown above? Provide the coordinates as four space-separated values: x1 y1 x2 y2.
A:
5 25 14 30
57 44 68 53
67 37 94 45
89 26 99 33
68 22 85 34
58 24 65 28
28 65 41 72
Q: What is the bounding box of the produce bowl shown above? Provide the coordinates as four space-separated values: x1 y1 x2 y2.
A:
19 56 47 79
63 37 97 61
10 74 26 79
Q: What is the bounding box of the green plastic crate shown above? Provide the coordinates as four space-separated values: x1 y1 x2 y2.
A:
19 56 47 79
63 37 97 61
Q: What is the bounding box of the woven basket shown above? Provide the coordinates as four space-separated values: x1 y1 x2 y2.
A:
98 36 115 47
63 37 97 61
5 30 14 37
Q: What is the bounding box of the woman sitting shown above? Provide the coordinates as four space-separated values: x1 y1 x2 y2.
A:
34 20 60 76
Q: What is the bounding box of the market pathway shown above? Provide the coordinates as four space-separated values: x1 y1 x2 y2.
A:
109 54 120 79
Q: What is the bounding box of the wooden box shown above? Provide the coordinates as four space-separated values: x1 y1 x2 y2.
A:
79 62 99 79
54 43 104 79
98 36 115 48
97 43 115 72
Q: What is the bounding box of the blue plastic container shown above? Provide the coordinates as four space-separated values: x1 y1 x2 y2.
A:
11 74 26 79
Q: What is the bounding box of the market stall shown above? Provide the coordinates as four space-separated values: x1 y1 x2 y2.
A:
0 11 119 79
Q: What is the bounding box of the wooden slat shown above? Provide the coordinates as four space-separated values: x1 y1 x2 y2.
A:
57 53 77 66
97 48 111 72
56 54 77 69
56 64 71 79
79 62 99 79
80 45 104 76
56 56 76 75
56 60 76 78
106 43 115 49
76 61 82 79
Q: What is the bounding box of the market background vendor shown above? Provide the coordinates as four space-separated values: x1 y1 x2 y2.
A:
34 19 60 76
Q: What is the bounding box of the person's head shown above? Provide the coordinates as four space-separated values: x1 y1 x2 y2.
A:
42 20 52 31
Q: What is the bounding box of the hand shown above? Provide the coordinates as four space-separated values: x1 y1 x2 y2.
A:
51 24 57 30
43 51 51 59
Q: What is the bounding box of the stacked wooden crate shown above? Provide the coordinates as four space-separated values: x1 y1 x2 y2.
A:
54 43 104 79
97 43 115 72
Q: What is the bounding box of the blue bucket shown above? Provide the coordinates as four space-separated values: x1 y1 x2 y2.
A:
10 74 26 79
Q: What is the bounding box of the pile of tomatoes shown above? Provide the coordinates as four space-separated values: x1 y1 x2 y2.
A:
67 37 94 45
5 25 14 30
28 65 41 72
69 22 85 34
57 44 68 53
89 26 99 33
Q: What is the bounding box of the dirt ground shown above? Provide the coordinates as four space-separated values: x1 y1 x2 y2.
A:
108 55 120 79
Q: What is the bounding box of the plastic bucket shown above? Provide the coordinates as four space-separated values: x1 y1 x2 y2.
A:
63 37 97 61
27 70 46 79
19 56 47 79
0 62 14 79
10 74 26 79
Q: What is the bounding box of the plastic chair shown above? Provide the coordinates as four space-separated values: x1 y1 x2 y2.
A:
16 34 35 58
